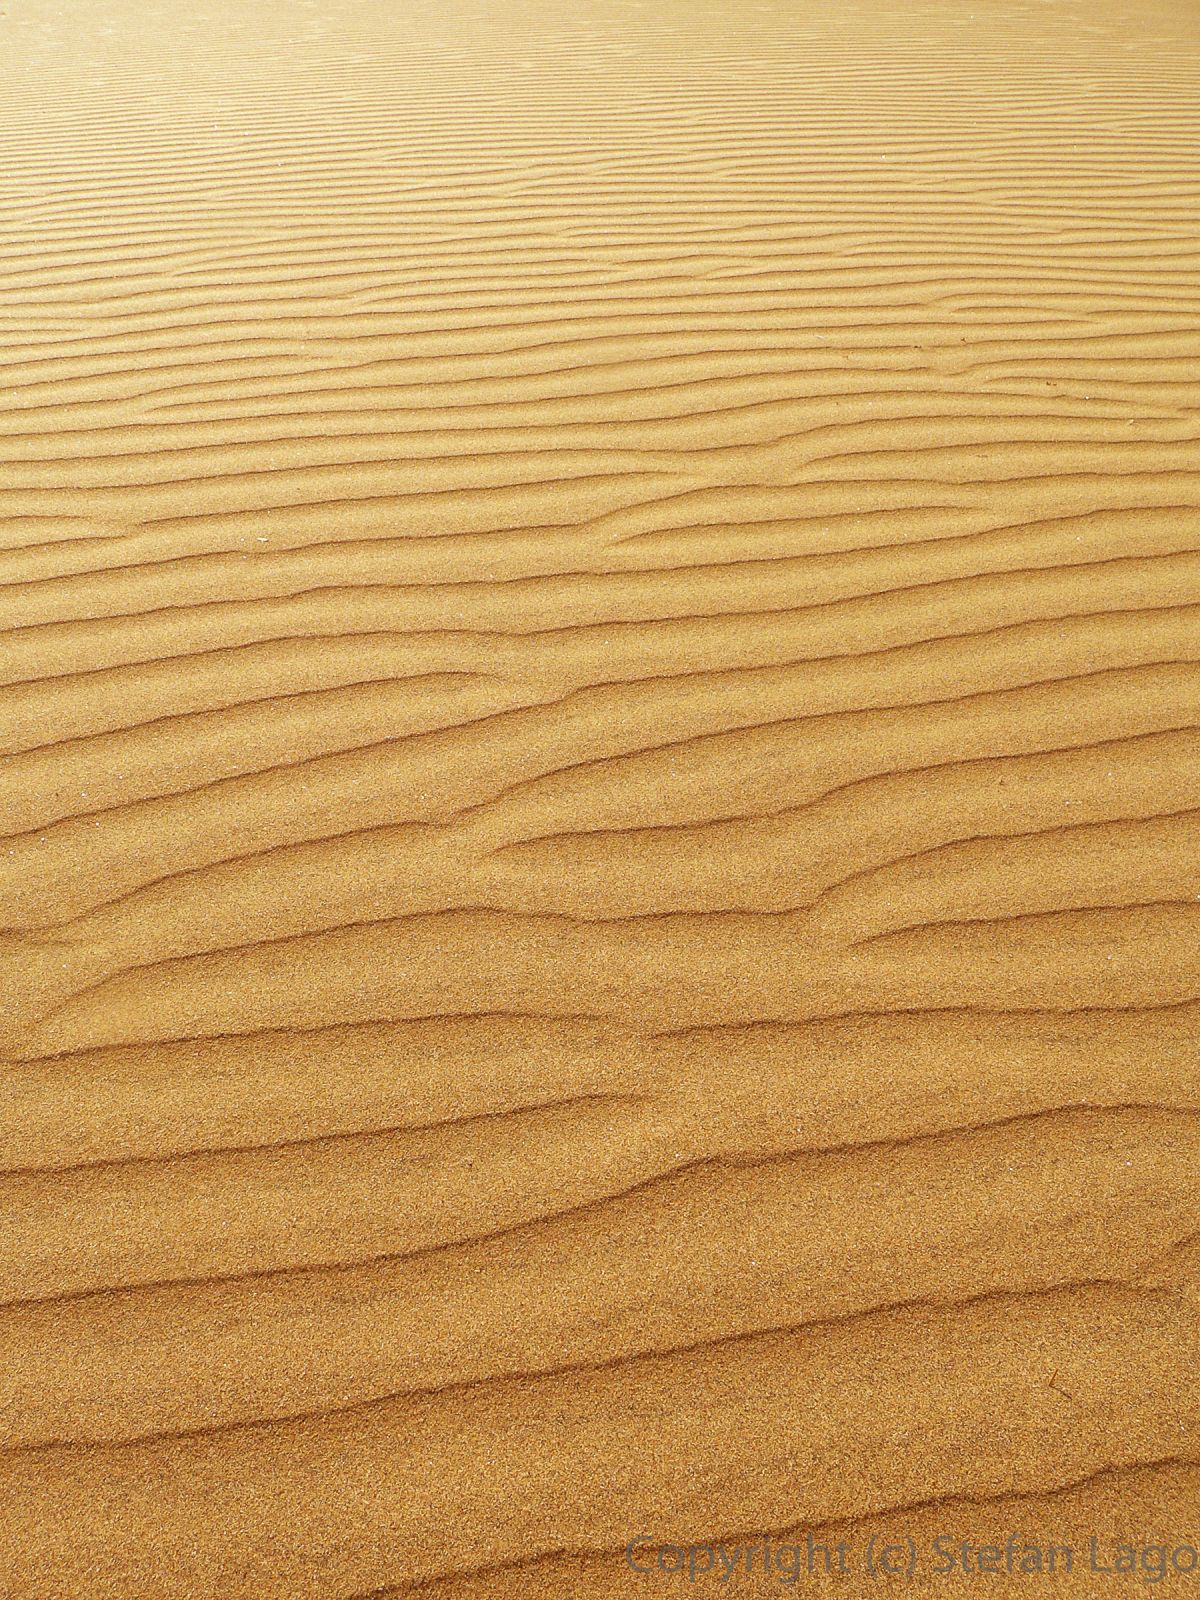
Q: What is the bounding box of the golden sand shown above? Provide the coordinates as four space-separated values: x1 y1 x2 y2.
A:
1 0 1199 1592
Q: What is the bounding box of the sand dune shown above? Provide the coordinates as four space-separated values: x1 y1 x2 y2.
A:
2 0 1199 1592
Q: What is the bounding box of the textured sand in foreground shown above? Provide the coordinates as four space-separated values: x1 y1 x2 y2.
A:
1 0 1199 1593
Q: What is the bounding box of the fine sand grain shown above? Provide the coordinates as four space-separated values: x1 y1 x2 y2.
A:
1 0 1199 1593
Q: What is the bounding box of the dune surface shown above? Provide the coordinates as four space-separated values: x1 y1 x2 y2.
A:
1 0 1199 1592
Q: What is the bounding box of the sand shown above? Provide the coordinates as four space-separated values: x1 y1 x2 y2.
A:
1 0 1199 1592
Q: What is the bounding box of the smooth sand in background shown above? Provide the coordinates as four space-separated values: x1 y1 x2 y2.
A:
1 0 1199 1592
